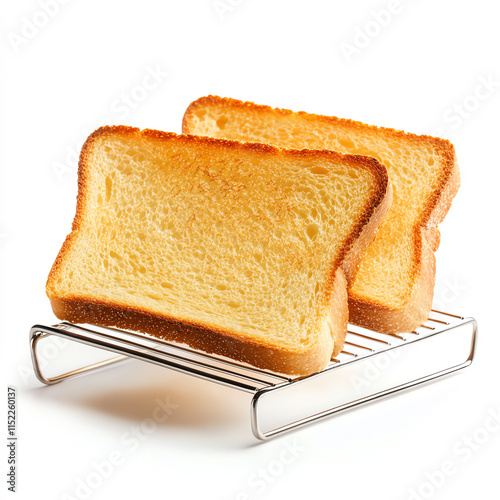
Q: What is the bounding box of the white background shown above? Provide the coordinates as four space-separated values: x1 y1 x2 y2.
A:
1 1 499 499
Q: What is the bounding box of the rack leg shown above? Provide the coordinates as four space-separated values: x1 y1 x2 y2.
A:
250 318 477 440
30 328 129 385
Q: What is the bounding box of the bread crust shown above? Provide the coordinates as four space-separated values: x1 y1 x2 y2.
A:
183 95 456 151
340 162 393 287
348 228 436 333
329 268 348 358
349 155 459 332
50 293 345 376
46 126 390 375
183 96 460 334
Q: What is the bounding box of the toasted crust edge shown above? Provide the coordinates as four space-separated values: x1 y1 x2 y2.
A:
348 229 436 333
46 126 389 374
348 152 460 333
183 95 456 152
50 296 342 376
183 96 460 334
340 161 393 287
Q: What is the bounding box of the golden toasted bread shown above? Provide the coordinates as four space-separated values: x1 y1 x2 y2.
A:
183 96 459 334
47 126 391 375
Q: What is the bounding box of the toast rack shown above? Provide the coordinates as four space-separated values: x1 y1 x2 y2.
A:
29 310 477 440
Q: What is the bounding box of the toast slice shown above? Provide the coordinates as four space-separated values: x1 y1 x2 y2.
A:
46 126 391 375
183 96 460 334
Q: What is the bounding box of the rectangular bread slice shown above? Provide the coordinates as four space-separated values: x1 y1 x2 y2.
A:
182 96 460 334
46 126 391 375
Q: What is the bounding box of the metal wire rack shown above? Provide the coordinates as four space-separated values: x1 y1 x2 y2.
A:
30 310 477 440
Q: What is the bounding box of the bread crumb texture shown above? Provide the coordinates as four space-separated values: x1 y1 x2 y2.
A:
183 96 460 333
46 127 389 374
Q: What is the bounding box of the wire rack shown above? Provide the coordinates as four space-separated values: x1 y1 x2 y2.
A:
29 309 477 440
